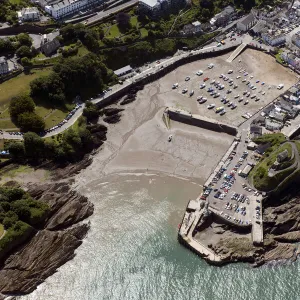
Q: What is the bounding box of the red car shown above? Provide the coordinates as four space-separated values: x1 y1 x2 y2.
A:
203 77 209 82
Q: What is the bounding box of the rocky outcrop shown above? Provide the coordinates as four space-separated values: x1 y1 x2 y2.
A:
0 182 93 296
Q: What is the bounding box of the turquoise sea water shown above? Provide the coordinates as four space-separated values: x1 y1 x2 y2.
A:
20 174 300 300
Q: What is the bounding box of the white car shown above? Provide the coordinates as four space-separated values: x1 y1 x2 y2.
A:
277 84 284 89
196 70 203 76
208 64 214 69
236 75 241 79
200 84 206 89
185 76 190 81
228 70 233 74
207 103 215 109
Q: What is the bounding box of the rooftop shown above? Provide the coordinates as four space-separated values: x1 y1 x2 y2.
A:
139 0 159 7
240 13 255 26
114 65 132 76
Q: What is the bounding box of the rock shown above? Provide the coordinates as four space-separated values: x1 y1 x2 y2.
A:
0 224 89 295
273 231 300 243
27 182 94 230
0 182 93 295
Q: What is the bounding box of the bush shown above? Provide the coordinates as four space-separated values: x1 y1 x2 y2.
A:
16 45 32 58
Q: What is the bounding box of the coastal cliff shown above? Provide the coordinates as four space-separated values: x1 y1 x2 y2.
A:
0 182 93 296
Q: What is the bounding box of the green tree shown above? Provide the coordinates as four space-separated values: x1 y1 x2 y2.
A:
3 211 18 229
9 95 35 120
21 57 33 67
23 132 45 159
83 101 99 121
17 112 45 133
16 45 32 58
17 33 32 47
7 142 25 159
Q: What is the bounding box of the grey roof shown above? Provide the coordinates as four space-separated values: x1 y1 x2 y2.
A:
41 39 60 56
114 65 132 76
240 13 255 26
0 56 6 64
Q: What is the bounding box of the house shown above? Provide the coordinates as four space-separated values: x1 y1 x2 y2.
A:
17 7 40 22
247 142 257 150
210 6 234 27
40 38 60 56
0 57 9 75
277 99 300 118
250 124 263 135
114 65 133 77
45 0 103 19
262 32 286 46
250 20 268 36
292 31 300 48
182 21 202 35
236 13 256 32
265 118 283 131
277 149 289 163
138 0 186 19
269 109 287 123
281 51 300 70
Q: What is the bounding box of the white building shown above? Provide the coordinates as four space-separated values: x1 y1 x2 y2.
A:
45 0 102 19
0 57 9 75
236 13 256 32
17 7 40 22
262 32 286 46
138 0 186 19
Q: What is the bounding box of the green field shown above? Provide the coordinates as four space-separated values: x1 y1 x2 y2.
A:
0 68 52 109
0 68 74 130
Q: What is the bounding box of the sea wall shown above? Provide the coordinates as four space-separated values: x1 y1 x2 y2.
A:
167 109 238 136
96 45 238 109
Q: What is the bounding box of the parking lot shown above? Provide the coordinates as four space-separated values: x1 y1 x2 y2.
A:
202 139 263 226
158 49 298 127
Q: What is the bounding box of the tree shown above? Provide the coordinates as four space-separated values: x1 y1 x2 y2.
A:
21 57 33 67
9 95 35 120
7 142 25 159
116 12 131 30
17 112 45 133
83 101 99 121
23 132 45 159
16 45 32 58
17 33 32 47
3 211 18 229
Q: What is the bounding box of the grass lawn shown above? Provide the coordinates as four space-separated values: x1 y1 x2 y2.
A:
0 224 4 239
77 46 89 57
140 28 148 38
43 108 69 129
107 24 121 38
0 68 52 110
130 16 138 27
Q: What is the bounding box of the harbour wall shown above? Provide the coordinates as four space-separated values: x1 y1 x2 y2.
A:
167 108 238 136
95 45 238 109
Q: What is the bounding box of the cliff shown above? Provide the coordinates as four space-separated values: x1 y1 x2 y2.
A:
0 182 93 296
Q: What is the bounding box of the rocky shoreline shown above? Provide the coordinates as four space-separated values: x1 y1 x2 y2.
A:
0 182 93 298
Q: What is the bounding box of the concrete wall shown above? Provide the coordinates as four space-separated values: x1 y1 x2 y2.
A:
0 24 57 36
96 45 238 109
167 109 238 136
